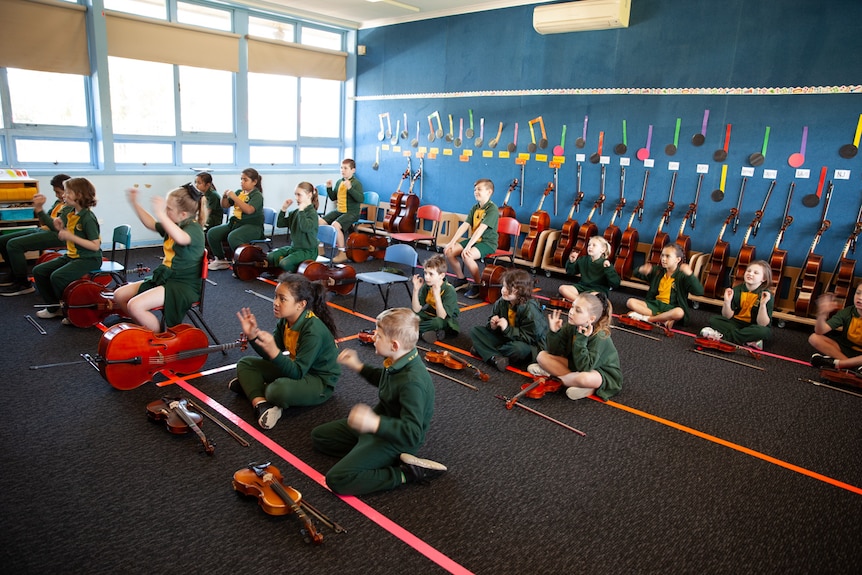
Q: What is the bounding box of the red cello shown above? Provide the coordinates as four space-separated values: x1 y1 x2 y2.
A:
552 163 583 267
61 279 118 328
824 205 862 309
497 179 519 252
297 260 356 295
647 171 677 266
479 263 505 303
570 165 606 261
732 179 775 285
391 168 421 233
233 462 324 545
703 177 746 298
520 183 553 261
614 170 649 280
603 165 626 261
96 323 247 390
381 167 410 233
345 232 388 262
795 182 833 317
233 244 280 281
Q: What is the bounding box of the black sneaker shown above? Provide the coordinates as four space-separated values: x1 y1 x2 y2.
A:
453 277 469 291
810 353 836 369
255 401 283 430
493 356 509 372
0 282 35 296
399 453 447 484
227 377 246 397
464 285 481 299
0 274 15 287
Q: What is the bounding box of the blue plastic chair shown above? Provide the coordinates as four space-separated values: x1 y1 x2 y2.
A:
316 225 338 263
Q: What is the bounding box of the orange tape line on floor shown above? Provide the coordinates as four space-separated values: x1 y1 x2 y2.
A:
595 397 862 496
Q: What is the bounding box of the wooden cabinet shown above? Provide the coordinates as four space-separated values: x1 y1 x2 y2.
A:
0 179 40 233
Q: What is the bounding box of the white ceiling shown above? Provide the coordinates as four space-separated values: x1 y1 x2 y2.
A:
242 0 555 30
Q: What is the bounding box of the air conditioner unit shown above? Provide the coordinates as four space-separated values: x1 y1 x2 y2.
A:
533 0 631 35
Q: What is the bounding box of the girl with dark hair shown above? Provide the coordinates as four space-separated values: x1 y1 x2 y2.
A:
193 172 222 233
112 185 205 331
207 167 265 270
532 291 622 401
470 268 547 372
625 243 703 330
266 182 319 272
32 177 101 319
231 273 341 429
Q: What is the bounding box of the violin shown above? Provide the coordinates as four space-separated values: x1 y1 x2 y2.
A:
520 183 552 261
616 314 673 337
505 376 562 409
818 368 862 389
96 323 247 390
345 232 388 263
232 244 280 281
146 396 215 455
357 328 375 345
497 179 519 252
694 337 761 359
418 346 490 381
297 260 356 295
544 297 572 311
232 462 324 545
479 263 505 303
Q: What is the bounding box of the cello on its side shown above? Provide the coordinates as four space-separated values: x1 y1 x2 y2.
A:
552 163 583 267
614 170 649 280
520 183 553 261
497 179 519 251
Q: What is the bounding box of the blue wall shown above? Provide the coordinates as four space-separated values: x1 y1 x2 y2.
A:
355 0 862 268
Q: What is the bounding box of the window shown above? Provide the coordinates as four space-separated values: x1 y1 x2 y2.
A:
248 72 298 141
109 57 176 136
7 69 88 127
301 26 342 51
179 66 234 134
177 1 232 32
249 16 295 42
104 0 167 20
300 77 341 138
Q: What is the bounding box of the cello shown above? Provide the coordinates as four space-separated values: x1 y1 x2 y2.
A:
614 170 649 280
232 244 280 281
795 182 833 317
731 179 775 285
297 260 356 295
95 323 247 390
520 183 553 261
552 163 583 267
381 167 411 233
497 179 519 252
345 232 388 262
61 279 118 328
479 263 505 303
767 182 796 292
647 171 677 266
603 165 626 261
570 165 606 261
674 173 702 262
389 168 421 233
823 203 862 310
233 462 324 545
702 208 738 298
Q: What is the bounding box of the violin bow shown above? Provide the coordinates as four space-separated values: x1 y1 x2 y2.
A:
494 394 586 436
186 399 250 447
168 398 216 455
798 377 862 399
504 376 547 409
610 324 661 341
425 366 478 391
689 349 764 371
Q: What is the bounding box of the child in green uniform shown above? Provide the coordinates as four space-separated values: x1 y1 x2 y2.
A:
112 185 206 332
194 172 222 233
443 178 499 299
32 177 101 320
702 259 773 349
319 158 363 264
311 308 446 495
810 284 862 371
626 243 703 329
471 268 547 372
0 173 70 296
411 254 460 344
532 291 622 401
558 235 620 303
207 167 265 270
232 273 341 429
266 182 320 272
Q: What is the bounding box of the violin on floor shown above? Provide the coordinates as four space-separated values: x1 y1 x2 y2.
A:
505 376 563 409
147 396 215 455
616 315 673 337
94 323 247 390
233 462 324 545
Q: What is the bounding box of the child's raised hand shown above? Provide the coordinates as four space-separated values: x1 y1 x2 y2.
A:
815 292 840 315
32 193 47 211
548 309 564 332
639 263 653 275
679 262 693 275
325 179 333 188
603 259 611 268
126 187 138 203
282 198 294 211
577 322 594 337
760 291 771 305
337 348 363 372
411 274 424 289
347 403 380 434
568 250 579 263
236 307 258 337
151 196 166 217
723 287 734 302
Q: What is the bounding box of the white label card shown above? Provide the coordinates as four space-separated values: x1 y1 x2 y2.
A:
740 166 755 177
668 161 680 171
696 164 709 174
763 169 778 179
